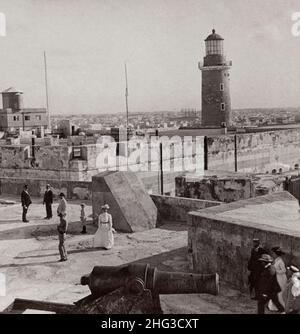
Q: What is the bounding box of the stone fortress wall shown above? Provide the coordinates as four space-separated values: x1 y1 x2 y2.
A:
188 192 300 291
0 128 300 197
208 128 300 173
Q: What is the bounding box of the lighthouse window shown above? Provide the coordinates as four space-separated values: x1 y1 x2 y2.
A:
220 83 224 91
221 103 225 111
206 40 224 55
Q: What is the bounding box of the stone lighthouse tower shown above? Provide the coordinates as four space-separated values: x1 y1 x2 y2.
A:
199 29 232 127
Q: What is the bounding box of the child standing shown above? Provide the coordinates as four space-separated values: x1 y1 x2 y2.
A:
80 203 87 234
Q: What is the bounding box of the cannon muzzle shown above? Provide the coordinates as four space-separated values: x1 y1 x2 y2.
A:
81 263 219 297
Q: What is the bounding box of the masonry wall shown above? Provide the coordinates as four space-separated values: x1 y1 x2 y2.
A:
236 130 300 173
138 171 184 195
1 128 300 196
150 194 221 224
0 178 92 200
0 137 203 182
207 135 236 171
175 175 254 202
207 129 300 173
0 172 180 200
188 205 300 291
0 145 71 171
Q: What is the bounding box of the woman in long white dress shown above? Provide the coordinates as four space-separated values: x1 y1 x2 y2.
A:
93 204 114 250
268 246 287 311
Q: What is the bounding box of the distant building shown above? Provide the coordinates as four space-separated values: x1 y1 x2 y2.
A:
180 108 199 118
110 127 134 142
0 87 48 132
199 29 232 127
56 119 79 137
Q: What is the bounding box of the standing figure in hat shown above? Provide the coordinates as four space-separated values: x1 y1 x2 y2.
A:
80 203 87 234
256 254 284 314
93 204 114 250
286 265 300 280
247 238 267 299
21 184 32 223
57 193 68 262
271 246 287 307
43 184 53 219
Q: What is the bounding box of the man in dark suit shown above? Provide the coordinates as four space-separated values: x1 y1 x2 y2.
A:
21 185 32 223
256 254 284 314
247 238 267 300
43 184 53 219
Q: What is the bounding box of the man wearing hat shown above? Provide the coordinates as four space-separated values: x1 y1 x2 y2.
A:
247 238 267 300
21 184 32 223
256 254 284 314
57 193 68 262
43 184 53 219
80 203 87 234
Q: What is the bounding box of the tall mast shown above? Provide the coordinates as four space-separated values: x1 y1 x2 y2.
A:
124 62 129 168
125 62 129 130
44 51 51 130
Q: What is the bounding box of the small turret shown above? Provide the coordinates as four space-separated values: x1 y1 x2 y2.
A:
2 87 23 111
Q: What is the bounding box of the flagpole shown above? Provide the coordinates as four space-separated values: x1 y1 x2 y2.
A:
44 51 51 131
124 62 130 168
125 62 129 131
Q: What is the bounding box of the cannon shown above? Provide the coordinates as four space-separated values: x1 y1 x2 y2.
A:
2 263 219 314
77 263 219 314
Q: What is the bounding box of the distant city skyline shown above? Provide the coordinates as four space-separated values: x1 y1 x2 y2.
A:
51 106 300 118
0 0 299 115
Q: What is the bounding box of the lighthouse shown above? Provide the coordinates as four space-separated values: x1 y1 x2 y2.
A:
198 29 232 127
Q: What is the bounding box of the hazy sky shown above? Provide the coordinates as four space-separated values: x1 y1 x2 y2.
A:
0 0 299 114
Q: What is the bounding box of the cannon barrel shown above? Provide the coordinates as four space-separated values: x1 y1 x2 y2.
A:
81 263 219 297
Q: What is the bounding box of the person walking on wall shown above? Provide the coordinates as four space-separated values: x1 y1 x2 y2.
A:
43 184 53 219
21 185 32 223
57 193 68 261
247 238 267 300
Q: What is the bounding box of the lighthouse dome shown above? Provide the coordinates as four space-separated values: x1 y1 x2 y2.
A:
205 29 224 41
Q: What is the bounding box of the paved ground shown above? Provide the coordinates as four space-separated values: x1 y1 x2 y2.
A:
0 195 257 314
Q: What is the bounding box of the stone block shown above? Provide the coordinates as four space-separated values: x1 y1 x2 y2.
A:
92 171 158 232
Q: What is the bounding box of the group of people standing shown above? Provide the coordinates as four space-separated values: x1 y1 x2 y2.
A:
20 184 115 262
21 185 69 262
21 184 53 222
248 238 300 314
56 201 115 261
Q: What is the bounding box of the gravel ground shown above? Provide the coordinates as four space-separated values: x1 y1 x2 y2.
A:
0 195 257 314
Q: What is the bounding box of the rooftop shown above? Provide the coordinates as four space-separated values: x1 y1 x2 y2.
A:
2 87 23 94
190 191 300 237
0 108 47 114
